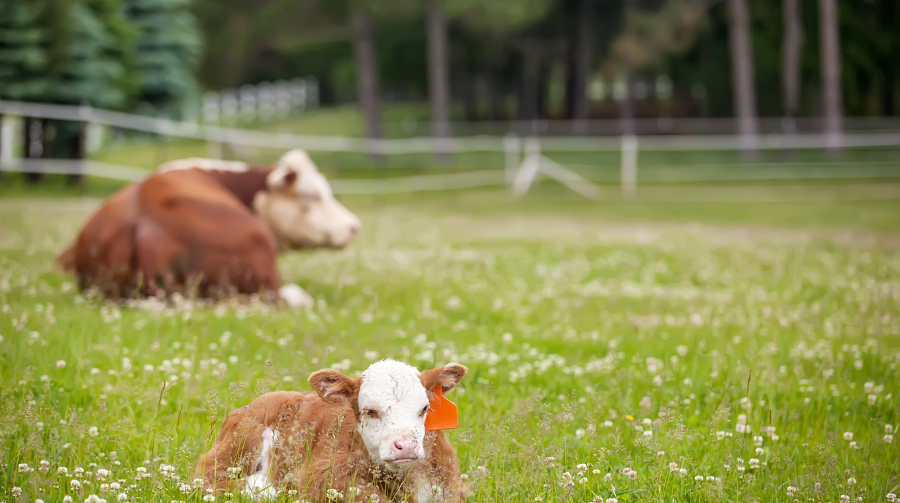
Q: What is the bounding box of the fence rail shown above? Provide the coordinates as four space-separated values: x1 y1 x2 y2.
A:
1 100 899 200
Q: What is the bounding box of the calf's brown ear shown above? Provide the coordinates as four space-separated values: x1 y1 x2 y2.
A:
308 369 360 405
420 363 467 396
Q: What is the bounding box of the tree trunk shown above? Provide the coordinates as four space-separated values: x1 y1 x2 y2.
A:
572 0 593 130
728 0 759 159
520 50 541 122
782 0 802 118
819 0 843 155
619 0 636 137
426 0 451 162
23 117 44 184
782 0 803 153
351 9 383 161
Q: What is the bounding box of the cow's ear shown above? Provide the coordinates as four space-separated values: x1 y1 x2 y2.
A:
420 363 467 395
308 369 360 405
267 166 299 192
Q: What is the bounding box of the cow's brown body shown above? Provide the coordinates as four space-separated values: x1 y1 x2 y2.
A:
59 166 284 300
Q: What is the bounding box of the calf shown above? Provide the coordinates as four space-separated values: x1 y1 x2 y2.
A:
57 149 360 306
195 360 468 502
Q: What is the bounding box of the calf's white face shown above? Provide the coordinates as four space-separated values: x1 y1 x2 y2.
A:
254 149 361 250
308 360 467 470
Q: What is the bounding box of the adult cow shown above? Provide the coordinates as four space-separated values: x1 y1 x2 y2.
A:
57 149 361 307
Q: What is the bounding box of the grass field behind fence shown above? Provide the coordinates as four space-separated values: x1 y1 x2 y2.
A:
1 182 899 502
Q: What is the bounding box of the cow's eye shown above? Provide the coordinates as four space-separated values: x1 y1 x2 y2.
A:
364 409 379 419
420 406 428 416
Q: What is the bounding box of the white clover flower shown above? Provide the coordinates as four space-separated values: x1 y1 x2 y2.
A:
110 483 120 491
575 428 585 439
534 498 543 502
705 476 714 482
18 463 32 473
657 451 665 457
694 475 703 481
786 486 797 497
12 487 23 498
885 434 894 443
326 488 343 501
576 464 587 473
203 496 215 502
57 360 67 368
71 480 83 490
840 495 850 503
678 468 687 475
88 427 99 437
847 477 856 485
593 469 601 475
844 432 854 441
63 497 73 503
716 431 726 440
668 462 678 472
100 484 109 492
85 495 102 503
849 441 858 449
606 499 618 503
37 500 45 503
887 425 894 434
116 494 127 502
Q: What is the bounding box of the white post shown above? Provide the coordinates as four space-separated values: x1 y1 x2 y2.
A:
290 78 307 112
503 133 520 187
85 122 103 154
1 114 14 167
202 91 220 125
620 134 638 199
307 77 319 109
239 84 257 123
512 137 542 196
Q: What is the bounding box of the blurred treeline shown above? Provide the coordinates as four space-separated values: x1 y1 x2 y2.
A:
1 0 898 122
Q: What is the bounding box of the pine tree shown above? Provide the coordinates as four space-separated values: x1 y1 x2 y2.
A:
125 0 202 118
0 0 51 101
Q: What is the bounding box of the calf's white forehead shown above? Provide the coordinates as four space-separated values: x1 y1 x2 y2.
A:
358 360 428 411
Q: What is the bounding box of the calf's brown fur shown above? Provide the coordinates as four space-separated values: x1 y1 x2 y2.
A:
196 365 467 502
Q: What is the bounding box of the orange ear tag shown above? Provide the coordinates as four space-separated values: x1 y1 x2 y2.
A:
424 385 459 431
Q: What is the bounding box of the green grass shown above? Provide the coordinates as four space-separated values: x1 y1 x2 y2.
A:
1 184 899 502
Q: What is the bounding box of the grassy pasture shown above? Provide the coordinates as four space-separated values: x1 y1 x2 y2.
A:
1 183 899 503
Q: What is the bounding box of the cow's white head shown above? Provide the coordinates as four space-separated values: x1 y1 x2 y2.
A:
253 149 361 250
308 360 467 470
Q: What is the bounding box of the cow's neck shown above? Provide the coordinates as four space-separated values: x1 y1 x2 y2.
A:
206 168 273 210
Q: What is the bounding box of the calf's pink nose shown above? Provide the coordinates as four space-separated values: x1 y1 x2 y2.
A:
392 440 418 459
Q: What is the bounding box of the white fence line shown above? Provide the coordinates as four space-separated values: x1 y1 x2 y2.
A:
3 100 900 155
1 100 899 199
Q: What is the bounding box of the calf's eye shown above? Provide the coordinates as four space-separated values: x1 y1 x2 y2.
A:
420 406 429 416
365 409 379 419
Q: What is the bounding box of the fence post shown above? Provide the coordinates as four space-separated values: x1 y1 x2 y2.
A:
0 114 14 169
504 133 520 188
512 136 542 196
620 134 638 199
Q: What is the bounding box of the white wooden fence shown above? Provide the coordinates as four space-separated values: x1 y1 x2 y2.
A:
1 99 899 199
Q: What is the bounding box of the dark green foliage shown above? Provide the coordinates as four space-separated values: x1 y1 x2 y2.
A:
125 0 202 117
0 0 51 101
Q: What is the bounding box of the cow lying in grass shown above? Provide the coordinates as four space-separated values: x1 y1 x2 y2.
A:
57 149 360 307
195 360 468 502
